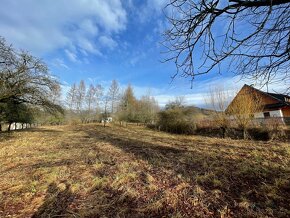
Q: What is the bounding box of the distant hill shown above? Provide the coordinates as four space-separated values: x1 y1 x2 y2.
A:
184 106 216 119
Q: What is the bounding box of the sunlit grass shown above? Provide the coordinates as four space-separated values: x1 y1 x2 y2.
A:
0 123 289 217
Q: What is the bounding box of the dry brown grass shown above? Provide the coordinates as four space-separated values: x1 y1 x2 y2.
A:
0 124 289 217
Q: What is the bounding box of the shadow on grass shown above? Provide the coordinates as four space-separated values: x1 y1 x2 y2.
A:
32 182 75 218
0 131 14 140
83 126 290 216
79 187 146 218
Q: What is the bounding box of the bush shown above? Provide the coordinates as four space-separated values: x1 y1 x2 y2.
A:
262 118 286 140
157 107 196 135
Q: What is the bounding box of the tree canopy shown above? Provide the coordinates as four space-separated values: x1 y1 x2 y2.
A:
163 0 290 92
0 37 63 128
0 37 63 113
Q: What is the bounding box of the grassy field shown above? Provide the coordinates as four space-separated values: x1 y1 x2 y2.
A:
0 124 289 217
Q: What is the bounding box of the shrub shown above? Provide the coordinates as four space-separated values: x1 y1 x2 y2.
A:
157 107 196 135
263 118 286 140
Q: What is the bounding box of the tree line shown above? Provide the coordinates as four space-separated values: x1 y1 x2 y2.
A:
65 80 159 126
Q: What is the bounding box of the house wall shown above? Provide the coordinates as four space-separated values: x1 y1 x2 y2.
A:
282 106 290 117
227 85 290 120
242 85 280 106
227 85 279 113
254 109 283 118
269 110 283 117
254 112 264 118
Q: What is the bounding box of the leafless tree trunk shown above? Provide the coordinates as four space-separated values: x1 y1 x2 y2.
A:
108 80 120 114
226 86 263 139
86 84 95 113
95 84 104 113
66 83 77 111
84 84 97 123
102 94 110 128
76 80 86 113
205 86 231 138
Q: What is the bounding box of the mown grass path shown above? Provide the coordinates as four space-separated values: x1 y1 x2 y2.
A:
0 124 289 217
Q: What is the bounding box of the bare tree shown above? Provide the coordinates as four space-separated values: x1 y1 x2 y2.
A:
226 86 263 139
108 79 120 114
163 0 290 92
76 80 86 113
165 96 186 109
102 92 111 127
205 86 231 138
86 84 96 113
66 83 77 111
95 84 104 112
66 82 103 124
137 94 160 124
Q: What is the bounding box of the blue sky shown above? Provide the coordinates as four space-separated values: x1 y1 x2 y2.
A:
0 0 287 107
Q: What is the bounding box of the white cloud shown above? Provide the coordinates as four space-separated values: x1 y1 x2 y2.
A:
80 19 99 35
51 58 69 69
125 0 166 23
65 49 78 63
131 86 161 98
0 0 127 56
153 20 166 35
154 93 207 108
129 51 147 66
99 36 117 50
77 37 102 56
150 0 167 9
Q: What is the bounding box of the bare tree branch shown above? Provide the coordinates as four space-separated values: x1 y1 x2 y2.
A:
163 0 290 93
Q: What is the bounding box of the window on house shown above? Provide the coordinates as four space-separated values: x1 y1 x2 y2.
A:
263 112 270 118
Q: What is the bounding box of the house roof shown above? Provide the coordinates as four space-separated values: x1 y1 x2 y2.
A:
264 102 290 109
266 92 290 103
243 84 290 107
226 84 290 113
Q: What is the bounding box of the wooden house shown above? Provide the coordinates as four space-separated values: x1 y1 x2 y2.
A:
227 84 290 121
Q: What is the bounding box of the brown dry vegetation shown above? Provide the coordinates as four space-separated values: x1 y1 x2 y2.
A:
0 124 289 218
